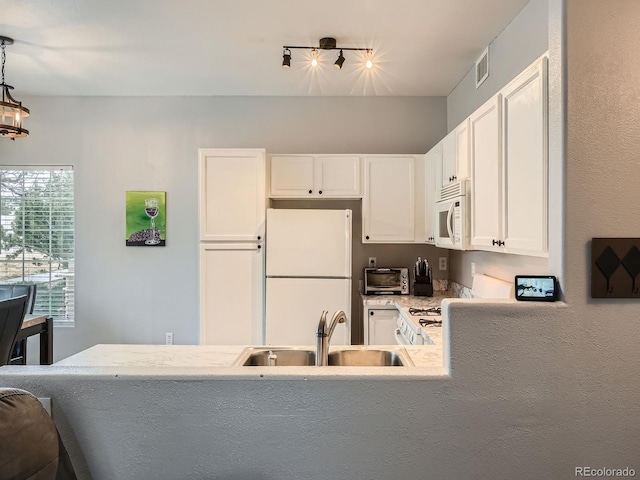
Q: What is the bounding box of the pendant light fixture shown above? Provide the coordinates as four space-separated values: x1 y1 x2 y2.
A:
0 36 29 139
282 37 373 70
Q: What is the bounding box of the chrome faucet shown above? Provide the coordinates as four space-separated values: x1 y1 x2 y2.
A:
316 310 347 366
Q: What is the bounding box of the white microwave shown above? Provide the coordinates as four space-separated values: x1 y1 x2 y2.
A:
435 180 469 250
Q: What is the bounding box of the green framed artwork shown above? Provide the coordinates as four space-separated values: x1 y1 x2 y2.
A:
126 191 166 246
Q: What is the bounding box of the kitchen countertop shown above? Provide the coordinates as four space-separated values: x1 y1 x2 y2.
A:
53 343 445 375
48 293 452 376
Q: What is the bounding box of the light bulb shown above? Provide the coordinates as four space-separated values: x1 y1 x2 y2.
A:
366 59 373 69
15 112 20 122
311 57 318 67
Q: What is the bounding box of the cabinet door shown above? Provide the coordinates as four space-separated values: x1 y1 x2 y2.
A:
199 149 265 242
502 57 548 255
363 157 416 243
441 129 457 187
424 150 437 244
270 156 314 197
470 95 502 251
455 119 470 180
366 309 399 345
200 244 264 345
315 156 361 197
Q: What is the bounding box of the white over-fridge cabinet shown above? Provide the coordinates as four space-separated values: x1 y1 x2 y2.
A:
269 155 361 198
199 148 266 345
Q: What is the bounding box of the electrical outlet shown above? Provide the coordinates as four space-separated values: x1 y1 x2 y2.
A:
439 257 447 271
165 332 173 345
369 257 377 268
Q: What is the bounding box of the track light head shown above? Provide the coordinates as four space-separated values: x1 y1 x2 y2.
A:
282 48 291 68
334 49 345 69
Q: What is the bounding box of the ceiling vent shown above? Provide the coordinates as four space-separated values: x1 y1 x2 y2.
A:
475 47 489 89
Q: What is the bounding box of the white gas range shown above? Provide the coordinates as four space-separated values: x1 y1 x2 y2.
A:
395 306 443 346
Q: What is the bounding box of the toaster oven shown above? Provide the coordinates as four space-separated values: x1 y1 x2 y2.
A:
364 267 409 295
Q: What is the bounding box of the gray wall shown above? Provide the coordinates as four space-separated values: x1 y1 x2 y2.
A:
0 96 447 360
447 0 551 287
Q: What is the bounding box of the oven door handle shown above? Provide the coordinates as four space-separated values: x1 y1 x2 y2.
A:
394 328 411 345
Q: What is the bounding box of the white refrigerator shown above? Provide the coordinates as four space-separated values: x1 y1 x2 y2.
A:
265 208 352 345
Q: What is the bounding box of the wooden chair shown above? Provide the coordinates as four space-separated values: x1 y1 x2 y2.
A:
0 296 29 366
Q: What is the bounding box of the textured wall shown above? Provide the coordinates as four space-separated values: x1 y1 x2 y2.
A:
0 96 446 359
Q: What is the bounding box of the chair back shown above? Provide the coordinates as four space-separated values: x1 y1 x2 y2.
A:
0 296 29 366
0 284 36 314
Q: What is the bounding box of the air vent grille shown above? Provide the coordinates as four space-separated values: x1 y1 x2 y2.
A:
476 47 489 88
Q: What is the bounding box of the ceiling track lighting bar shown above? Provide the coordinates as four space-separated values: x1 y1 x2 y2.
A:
282 37 373 69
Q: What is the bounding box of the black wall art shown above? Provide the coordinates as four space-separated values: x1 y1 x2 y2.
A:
591 238 640 298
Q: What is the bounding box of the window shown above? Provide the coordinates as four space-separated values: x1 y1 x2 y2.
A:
0 167 75 324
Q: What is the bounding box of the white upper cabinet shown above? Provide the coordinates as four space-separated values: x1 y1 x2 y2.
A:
423 148 439 244
470 95 502 251
501 57 548 255
363 156 416 243
269 155 314 197
441 119 471 188
469 55 548 256
456 119 470 181
441 129 457 187
199 148 266 242
269 155 360 198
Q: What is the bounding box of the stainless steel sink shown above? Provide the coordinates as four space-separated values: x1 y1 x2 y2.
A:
328 348 414 367
233 347 316 366
233 346 414 367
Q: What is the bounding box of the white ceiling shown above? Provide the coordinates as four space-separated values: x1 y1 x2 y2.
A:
1 0 529 97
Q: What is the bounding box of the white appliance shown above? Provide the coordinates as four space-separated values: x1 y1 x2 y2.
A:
265 208 352 345
435 180 470 250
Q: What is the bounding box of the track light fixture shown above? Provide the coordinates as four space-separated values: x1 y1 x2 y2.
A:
282 48 291 68
0 36 29 139
282 37 373 70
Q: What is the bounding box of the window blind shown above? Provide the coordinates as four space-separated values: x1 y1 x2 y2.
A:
0 168 75 324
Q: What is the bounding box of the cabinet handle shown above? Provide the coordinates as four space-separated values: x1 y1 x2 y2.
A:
365 236 370 240
308 190 313 194
370 311 374 316
257 236 261 240
319 190 323 195
453 175 457 180
492 239 497 246
257 245 261 249
499 240 505 247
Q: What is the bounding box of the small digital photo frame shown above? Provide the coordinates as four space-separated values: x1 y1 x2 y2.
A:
515 275 557 301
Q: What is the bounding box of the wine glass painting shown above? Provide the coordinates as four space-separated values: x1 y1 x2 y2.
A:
126 191 166 246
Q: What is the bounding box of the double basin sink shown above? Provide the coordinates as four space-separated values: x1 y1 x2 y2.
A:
233 346 414 367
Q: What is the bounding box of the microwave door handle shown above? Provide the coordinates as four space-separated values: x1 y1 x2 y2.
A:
446 202 455 240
